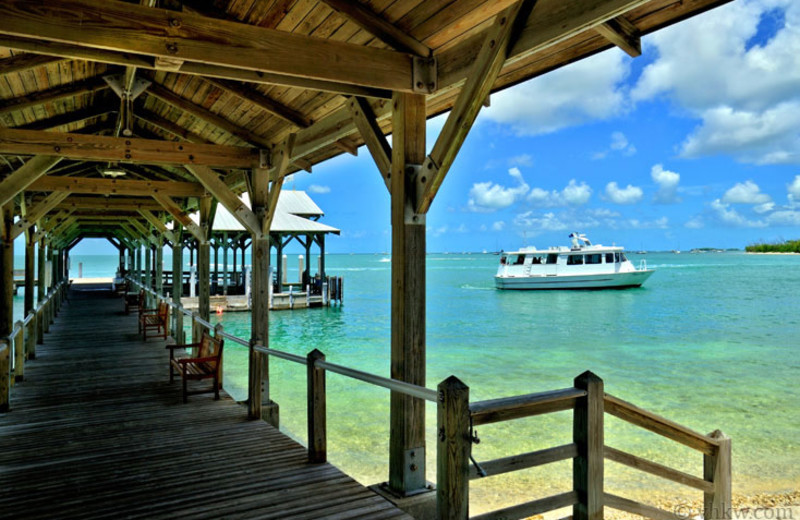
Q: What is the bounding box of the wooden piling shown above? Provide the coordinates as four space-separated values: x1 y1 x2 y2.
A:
704 430 732 520
0 339 8 412
25 313 35 363
13 321 23 382
437 376 470 520
573 371 604 520
307 349 326 463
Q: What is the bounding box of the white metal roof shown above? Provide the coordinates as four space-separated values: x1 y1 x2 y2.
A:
186 190 338 235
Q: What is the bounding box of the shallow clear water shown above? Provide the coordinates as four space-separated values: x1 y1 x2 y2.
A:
12 252 800 506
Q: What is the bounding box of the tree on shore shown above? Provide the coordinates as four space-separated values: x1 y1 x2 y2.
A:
745 239 800 253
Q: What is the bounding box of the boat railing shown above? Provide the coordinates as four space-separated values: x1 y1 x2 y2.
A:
639 259 648 271
127 277 731 520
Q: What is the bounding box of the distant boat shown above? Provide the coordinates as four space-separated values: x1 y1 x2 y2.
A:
495 233 655 290
672 250 681 254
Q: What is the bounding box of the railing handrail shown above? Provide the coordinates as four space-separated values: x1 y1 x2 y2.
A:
604 392 719 455
470 387 586 426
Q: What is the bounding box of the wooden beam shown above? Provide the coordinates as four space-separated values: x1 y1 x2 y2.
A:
184 165 262 236
0 156 63 207
320 0 431 58
11 192 70 240
0 77 110 116
31 210 73 243
265 134 297 232
347 97 391 192
152 193 204 242
438 0 651 90
29 176 207 198
419 1 533 214
54 196 163 212
0 128 259 168
595 16 641 57
18 104 116 131
0 53 65 78
0 35 391 99
204 78 312 128
146 83 273 149
0 0 414 92
138 209 176 244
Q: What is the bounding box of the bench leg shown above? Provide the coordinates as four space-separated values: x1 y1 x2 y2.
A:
214 374 220 400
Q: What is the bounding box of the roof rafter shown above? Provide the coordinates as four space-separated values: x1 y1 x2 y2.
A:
0 76 110 117
28 175 207 198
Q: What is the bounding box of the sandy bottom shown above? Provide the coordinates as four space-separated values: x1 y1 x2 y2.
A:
71 277 114 284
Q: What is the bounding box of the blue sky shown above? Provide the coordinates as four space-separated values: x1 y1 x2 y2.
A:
67 0 800 255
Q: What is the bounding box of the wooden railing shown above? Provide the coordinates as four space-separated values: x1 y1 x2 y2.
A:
130 280 731 520
437 372 731 520
1 280 68 412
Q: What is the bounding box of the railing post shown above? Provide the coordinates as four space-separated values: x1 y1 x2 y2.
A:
704 430 731 520
306 349 327 463
25 313 35 361
573 371 604 520
437 376 470 520
175 304 184 345
0 339 9 412
13 321 23 383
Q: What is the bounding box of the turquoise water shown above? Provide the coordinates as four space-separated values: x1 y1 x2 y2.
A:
12 252 800 507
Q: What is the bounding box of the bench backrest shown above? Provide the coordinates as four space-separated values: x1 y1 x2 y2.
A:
157 301 168 319
198 332 223 361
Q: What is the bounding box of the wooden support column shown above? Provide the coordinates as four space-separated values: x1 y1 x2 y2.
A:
389 91 427 495
136 244 142 283
704 430 732 520
36 239 45 343
24 228 35 317
0 202 13 344
437 376 470 519
171 226 185 344
144 241 152 303
307 348 327 463
197 197 212 324
155 235 163 297
222 233 229 296
573 371 604 520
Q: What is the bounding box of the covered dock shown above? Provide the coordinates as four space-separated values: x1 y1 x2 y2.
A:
1 0 734 518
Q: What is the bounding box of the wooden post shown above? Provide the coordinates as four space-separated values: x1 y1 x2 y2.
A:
136 244 142 284
0 339 9 412
155 236 163 297
198 197 212 325
24 229 35 318
573 371 604 520
389 91 428 495
144 242 152 304
25 312 36 361
704 430 732 520
214 323 224 389
13 320 23 382
36 307 44 345
172 228 184 344
222 233 229 296
0 203 14 346
249 234 271 421
37 239 45 306
437 376 470 520
307 349 327 463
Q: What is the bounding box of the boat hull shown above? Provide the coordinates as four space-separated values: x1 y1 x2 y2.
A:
495 270 654 290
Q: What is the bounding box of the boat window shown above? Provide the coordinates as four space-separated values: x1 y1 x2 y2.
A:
500 255 508 265
605 253 614 264
567 255 584 265
615 252 621 263
620 253 628 262
546 254 558 264
514 255 525 265
586 254 602 265
530 255 544 264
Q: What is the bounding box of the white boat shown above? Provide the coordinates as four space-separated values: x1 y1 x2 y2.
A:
495 233 655 290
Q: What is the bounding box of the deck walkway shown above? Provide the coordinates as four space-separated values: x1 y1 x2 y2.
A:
0 286 411 520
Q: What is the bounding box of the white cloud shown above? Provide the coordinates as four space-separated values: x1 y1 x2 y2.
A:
308 184 331 194
594 131 637 159
483 51 630 135
527 180 592 207
767 210 800 225
754 202 776 213
492 221 505 231
651 164 681 204
605 182 643 204
509 154 534 167
685 216 705 229
632 1 800 164
722 180 772 204
467 167 530 212
710 199 767 227
788 175 800 205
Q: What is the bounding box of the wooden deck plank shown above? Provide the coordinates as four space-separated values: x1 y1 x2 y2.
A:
0 287 412 520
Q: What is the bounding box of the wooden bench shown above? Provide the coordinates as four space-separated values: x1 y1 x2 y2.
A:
139 300 168 340
125 289 143 315
166 331 224 403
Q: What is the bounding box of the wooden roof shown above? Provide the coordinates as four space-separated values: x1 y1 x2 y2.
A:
0 0 731 249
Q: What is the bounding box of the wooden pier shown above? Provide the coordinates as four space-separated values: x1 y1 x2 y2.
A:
0 286 411 520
